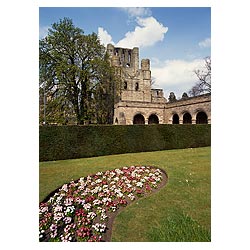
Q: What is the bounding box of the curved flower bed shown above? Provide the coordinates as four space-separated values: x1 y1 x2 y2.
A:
39 166 166 242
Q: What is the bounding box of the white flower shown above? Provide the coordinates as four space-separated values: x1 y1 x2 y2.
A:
63 216 72 224
91 186 102 194
128 193 135 200
39 206 48 214
65 205 75 214
111 206 116 212
75 197 85 205
95 178 102 184
117 192 124 198
61 184 68 192
83 203 91 211
54 212 64 221
102 197 111 203
92 223 106 232
155 177 161 182
93 199 102 206
114 188 121 194
113 176 119 182
64 197 73 206
87 212 97 220
110 185 117 191
136 182 143 188
100 213 108 221
55 195 63 204
50 224 57 231
54 205 63 212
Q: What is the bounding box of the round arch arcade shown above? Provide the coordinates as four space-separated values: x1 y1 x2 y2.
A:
172 113 179 124
183 112 192 124
196 111 208 124
148 114 159 124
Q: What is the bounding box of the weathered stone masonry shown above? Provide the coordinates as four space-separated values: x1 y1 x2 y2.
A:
107 44 211 125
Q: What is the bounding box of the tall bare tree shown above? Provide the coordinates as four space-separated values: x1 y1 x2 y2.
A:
189 56 211 96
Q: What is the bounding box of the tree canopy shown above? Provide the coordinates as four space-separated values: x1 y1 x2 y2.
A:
39 18 118 125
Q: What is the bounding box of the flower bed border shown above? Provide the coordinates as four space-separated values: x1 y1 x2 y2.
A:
39 166 168 242
103 167 168 241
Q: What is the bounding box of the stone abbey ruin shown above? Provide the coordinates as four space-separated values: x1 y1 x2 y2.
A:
107 44 211 125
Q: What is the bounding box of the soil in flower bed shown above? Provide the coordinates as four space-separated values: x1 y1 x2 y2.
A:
39 166 168 242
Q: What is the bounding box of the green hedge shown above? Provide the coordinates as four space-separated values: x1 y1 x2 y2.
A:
39 124 211 162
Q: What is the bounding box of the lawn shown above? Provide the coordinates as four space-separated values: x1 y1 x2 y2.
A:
39 146 211 242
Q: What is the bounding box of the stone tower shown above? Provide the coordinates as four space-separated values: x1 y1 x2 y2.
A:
106 44 209 126
107 43 152 103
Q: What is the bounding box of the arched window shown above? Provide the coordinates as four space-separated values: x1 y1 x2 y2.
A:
148 114 159 124
135 82 139 91
183 112 192 124
196 111 208 124
133 114 145 124
124 81 127 90
172 114 179 124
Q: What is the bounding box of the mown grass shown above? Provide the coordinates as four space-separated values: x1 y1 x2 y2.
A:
39 146 211 242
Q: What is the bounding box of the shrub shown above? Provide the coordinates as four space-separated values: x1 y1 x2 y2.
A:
39 124 211 161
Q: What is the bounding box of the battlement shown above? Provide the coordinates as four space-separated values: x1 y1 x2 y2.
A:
107 44 139 70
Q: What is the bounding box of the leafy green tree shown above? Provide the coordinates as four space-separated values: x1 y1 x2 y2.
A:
39 18 117 125
93 53 121 124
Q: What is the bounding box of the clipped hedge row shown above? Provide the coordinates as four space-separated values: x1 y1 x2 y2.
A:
39 124 211 162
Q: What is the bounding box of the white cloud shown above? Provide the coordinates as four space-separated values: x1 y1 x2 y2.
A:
39 26 49 39
199 38 211 48
121 7 151 18
151 59 205 98
98 27 114 47
116 17 168 48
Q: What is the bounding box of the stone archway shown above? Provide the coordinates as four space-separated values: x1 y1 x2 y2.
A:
172 113 179 124
196 111 208 124
133 114 145 124
183 112 192 124
148 114 159 124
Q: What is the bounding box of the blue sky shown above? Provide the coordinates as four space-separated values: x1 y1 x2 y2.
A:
40 7 211 98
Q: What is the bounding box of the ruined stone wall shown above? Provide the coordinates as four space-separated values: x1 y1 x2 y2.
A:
107 44 164 103
108 44 211 125
114 101 166 125
164 94 211 124
114 94 211 125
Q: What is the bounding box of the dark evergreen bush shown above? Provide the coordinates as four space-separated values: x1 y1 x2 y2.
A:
39 124 211 161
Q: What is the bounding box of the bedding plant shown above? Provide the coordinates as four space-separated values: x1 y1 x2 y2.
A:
39 165 166 242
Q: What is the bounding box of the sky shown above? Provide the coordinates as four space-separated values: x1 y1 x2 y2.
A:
2 2 250 250
39 7 211 99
